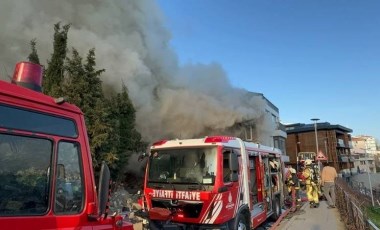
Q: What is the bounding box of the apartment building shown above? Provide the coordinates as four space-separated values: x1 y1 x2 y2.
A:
351 135 377 173
285 122 353 177
229 92 288 162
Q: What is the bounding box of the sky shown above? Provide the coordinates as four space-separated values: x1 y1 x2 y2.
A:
0 0 378 143
156 0 380 140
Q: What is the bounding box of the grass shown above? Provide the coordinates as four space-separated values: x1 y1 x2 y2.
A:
367 206 380 228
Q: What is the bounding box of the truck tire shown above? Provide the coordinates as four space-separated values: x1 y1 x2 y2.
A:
270 197 281 221
235 213 248 230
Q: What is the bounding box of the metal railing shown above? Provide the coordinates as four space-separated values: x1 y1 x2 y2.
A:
349 180 380 204
368 220 380 230
335 178 380 230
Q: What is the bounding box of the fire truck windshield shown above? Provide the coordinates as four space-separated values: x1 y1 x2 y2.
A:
0 104 77 138
0 133 52 216
148 147 217 185
0 133 84 216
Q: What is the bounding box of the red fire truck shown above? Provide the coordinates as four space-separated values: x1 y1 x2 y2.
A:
139 136 285 229
0 62 134 230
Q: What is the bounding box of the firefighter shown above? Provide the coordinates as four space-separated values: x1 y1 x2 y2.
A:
285 166 301 212
269 160 280 192
302 159 320 208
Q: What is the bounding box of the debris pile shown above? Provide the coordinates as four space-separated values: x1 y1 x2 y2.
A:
109 184 142 224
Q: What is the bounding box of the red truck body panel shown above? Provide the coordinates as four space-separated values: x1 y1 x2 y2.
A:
0 78 133 230
143 136 285 229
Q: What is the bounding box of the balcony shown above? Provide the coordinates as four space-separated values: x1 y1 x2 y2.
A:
340 169 352 177
350 167 359 175
339 156 350 162
337 143 345 148
337 139 346 148
338 155 358 163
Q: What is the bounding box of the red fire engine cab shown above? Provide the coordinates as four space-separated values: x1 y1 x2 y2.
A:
0 62 134 230
140 136 285 229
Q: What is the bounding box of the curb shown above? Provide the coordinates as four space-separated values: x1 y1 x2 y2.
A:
270 202 308 230
268 208 291 230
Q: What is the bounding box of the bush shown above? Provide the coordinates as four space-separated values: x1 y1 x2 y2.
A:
367 206 380 228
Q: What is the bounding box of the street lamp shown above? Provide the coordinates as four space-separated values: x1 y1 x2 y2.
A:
324 138 328 163
311 118 321 171
311 118 320 155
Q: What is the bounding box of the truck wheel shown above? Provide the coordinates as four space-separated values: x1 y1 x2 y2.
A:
270 197 281 221
235 213 248 230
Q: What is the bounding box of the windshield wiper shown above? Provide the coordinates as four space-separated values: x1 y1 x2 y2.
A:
167 179 175 191
187 181 206 191
149 180 176 190
152 184 164 189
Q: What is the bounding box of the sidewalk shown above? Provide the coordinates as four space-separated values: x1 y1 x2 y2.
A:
276 200 346 230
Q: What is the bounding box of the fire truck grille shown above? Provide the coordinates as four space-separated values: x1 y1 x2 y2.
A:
151 200 203 218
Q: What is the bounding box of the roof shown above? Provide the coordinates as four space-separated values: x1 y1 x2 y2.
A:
245 91 279 113
285 122 352 134
0 80 82 114
151 136 282 154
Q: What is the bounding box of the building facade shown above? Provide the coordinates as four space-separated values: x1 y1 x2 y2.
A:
351 135 377 173
285 122 353 176
231 92 288 161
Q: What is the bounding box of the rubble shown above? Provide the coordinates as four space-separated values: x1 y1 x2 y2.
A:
109 184 142 224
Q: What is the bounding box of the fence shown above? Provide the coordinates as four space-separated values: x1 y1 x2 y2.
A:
336 178 380 230
349 180 380 206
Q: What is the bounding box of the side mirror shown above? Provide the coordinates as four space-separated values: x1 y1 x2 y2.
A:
98 162 110 217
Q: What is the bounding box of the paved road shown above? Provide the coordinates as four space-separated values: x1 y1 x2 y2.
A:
276 200 345 230
131 200 346 230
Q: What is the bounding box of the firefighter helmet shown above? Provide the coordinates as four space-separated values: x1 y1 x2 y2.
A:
289 168 296 174
304 159 313 166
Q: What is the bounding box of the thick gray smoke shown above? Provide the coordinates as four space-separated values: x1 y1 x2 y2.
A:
0 0 272 144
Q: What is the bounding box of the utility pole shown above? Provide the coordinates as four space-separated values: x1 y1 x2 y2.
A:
364 142 375 206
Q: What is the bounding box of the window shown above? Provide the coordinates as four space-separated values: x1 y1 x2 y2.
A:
0 104 77 138
0 133 52 216
223 150 232 183
147 147 217 188
54 142 84 214
272 114 277 124
249 157 258 204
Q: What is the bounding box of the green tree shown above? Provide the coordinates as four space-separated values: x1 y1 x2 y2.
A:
27 39 40 64
62 48 85 107
27 23 146 183
109 83 145 180
116 84 143 152
44 23 70 97
64 48 117 169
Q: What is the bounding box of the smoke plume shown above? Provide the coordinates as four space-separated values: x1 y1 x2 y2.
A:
0 0 273 144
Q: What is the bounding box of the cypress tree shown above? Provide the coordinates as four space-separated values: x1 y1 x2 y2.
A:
44 23 70 97
64 48 116 168
27 39 40 64
109 83 145 180
28 23 146 182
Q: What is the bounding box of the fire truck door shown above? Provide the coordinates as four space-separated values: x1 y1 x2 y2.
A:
262 157 272 211
222 149 239 214
249 156 258 205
